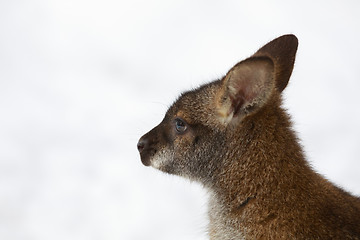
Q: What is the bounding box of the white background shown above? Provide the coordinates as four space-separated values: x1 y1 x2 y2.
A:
0 1 359 239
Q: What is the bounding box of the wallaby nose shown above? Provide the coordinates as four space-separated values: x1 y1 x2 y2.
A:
137 137 152 166
137 138 147 153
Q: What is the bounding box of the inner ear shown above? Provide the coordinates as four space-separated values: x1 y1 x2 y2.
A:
218 57 274 121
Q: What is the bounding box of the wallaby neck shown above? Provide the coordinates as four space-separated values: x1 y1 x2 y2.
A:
207 96 360 239
211 95 313 212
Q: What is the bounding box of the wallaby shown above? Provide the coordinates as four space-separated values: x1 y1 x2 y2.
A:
137 35 360 239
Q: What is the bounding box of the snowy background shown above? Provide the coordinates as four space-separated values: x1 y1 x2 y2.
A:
0 0 359 239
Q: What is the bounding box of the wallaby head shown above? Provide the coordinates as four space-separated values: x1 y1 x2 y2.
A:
137 35 297 183
137 35 360 239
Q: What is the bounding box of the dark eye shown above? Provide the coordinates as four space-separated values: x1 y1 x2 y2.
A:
174 118 187 133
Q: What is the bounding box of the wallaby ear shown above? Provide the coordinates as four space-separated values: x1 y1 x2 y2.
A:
216 34 298 125
253 34 298 92
216 57 274 124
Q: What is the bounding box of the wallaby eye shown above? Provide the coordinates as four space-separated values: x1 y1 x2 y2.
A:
174 118 187 133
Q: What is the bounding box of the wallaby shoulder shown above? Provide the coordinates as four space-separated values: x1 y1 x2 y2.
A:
208 94 360 239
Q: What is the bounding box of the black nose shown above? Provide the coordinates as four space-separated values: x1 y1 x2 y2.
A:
137 138 147 153
137 137 152 166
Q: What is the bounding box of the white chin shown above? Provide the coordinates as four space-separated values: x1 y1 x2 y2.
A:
150 149 172 170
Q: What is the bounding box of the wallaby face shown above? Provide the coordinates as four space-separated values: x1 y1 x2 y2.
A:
138 35 297 182
137 35 360 239
137 80 222 176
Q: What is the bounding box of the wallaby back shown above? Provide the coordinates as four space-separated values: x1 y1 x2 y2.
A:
137 35 360 239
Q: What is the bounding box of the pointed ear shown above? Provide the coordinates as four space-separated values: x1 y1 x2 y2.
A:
215 34 298 125
216 57 274 124
253 34 298 92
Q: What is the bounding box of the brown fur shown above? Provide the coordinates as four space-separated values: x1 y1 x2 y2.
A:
137 35 360 239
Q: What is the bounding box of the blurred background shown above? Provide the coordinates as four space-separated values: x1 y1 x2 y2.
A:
0 0 359 239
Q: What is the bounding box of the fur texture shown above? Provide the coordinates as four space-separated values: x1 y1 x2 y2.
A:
137 35 360 239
